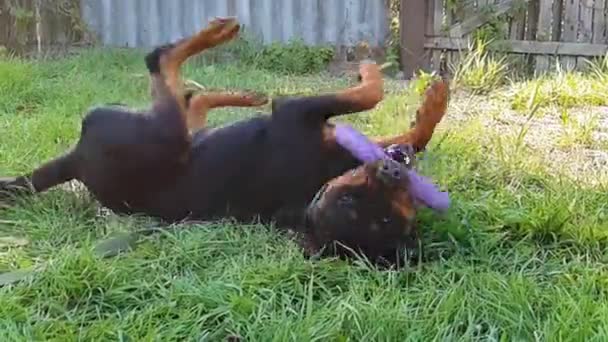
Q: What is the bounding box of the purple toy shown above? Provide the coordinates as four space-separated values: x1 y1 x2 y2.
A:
334 124 450 213
334 124 387 163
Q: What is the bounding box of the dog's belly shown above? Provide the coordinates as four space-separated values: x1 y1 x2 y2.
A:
172 120 355 224
76 112 357 224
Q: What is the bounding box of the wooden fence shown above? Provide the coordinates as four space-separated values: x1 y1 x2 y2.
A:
401 0 608 77
4 0 608 78
1 0 389 57
0 0 91 55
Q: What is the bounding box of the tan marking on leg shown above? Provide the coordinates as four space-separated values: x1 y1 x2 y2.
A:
376 80 449 150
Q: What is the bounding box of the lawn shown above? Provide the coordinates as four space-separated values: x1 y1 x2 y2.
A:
1 48 608 341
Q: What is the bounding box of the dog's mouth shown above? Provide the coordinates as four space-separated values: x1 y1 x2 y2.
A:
304 143 416 238
307 142 416 212
385 143 415 169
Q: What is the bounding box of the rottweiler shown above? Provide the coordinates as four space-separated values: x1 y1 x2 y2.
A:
0 17 448 262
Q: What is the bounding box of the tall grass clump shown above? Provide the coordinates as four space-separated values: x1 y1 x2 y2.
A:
508 56 608 112
450 38 509 94
509 68 607 112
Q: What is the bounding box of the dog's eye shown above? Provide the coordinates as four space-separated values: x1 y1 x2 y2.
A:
338 194 355 206
381 217 391 225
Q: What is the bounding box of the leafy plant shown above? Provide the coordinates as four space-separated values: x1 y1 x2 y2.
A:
252 39 334 75
385 0 402 74
509 67 608 112
557 112 600 148
410 69 441 96
451 38 509 94
192 30 336 75
585 53 608 82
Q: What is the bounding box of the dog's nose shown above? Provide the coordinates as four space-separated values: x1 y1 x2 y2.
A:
377 158 403 184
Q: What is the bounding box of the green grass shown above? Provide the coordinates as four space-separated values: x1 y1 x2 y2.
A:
1 49 608 340
450 39 509 95
509 70 608 113
448 40 608 119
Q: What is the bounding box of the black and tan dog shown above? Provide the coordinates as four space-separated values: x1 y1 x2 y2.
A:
0 17 449 262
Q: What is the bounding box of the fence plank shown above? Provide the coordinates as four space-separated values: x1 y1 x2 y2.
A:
425 37 608 56
578 0 595 68
536 0 554 73
562 0 580 70
425 0 435 70
526 0 540 40
509 7 526 41
477 0 490 8
580 0 594 41
444 0 455 70
524 0 540 72
552 0 564 40
449 0 528 37
424 0 606 75
592 0 607 43
400 0 428 78
553 0 565 69
2 0 391 55
430 0 444 72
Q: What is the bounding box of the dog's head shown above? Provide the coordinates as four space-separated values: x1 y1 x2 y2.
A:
305 144 423 263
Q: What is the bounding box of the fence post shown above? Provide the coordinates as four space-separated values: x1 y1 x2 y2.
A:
399 0 428 79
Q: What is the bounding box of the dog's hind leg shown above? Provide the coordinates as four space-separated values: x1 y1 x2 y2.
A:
143 17 241 135
154 17 240 110
1 18 242 202
375 80 449 152
185 91 268 131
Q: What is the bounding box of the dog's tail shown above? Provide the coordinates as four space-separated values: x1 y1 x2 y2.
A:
1 149 80 199
377 80 449 152
30 149 80 192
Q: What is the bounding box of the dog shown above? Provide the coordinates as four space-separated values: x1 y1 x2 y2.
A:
0 17 449 262
303 82 449 264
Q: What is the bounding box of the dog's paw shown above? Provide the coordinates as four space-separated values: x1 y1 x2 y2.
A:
0 177 18 204
356 59 378 82
242 91 269 107
204 17 241 45
0 176 17 188
0 177 33 203
417 80 449 125
207 16 240 35
207 16 238 30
